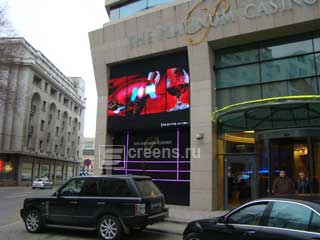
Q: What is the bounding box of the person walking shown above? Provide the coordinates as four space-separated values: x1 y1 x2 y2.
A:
296 172 312 194
272 170 295 195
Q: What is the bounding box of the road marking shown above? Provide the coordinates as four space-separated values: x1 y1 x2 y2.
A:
4 194 28 199
0 220 22 229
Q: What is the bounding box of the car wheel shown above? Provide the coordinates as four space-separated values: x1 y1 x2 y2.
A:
98 215 123 240
186 233 201 240
24 209 43 233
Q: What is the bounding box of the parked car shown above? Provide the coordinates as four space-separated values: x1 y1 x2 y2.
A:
183 195 320 240
32 177 53 189
21 175 168 240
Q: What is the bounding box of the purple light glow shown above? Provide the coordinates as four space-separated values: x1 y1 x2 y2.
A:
125 132 129 175
152 179 190 183
177 128 180 181
113 168 191 173
115 160 190 164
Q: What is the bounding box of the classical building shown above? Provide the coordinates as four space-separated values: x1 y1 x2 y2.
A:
90 0 320 210
81 137 95 174
0 38 86 186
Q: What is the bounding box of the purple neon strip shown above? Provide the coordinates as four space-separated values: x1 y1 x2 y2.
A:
177 128 180 181
113 168 191 173
114 160 190 164
152 179 190 183
125 132 129 175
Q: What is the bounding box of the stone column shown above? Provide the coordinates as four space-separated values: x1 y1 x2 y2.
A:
188 42 217 210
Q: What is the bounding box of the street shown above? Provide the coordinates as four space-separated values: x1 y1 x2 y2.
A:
0 187 181 240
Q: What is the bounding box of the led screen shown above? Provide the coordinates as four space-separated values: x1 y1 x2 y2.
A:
107 52 190 131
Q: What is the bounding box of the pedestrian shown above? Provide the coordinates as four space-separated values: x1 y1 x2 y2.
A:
272 170 295 195
296 172 312 194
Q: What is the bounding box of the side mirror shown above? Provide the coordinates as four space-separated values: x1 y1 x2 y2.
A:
216 216 226 224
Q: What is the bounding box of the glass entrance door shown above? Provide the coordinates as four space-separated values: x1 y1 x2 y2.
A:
224 155 256 209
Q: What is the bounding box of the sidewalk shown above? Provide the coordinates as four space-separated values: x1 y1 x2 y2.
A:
147 205 228 235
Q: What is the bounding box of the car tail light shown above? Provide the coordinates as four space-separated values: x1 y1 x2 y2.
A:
134 203 146 216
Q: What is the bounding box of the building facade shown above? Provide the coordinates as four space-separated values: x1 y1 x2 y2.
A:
0 38 86 186
81 137 95 174
90 0 320 210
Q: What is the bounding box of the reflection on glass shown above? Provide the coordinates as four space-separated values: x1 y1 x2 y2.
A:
316 53 320 75
148 0 170 8
288 78 318 95
312 140 320 193
260 39 313 60
216 64 260 88
261 54 316 83
262 81 288 98
216 48 258 68
110 8 120 20
315 35 320 52
120 0 147 18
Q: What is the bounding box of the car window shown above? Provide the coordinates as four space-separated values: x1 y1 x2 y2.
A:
60 179 84 196
309 212 320 233
100 179 135 197
227 203 268 225
265 201 312 231
135 180 162 198
80 179 100 196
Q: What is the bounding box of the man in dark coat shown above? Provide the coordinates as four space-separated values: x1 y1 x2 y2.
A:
272 170 295 195
296 172 312 194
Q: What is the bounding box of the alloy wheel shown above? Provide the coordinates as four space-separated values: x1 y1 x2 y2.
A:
100 218 118 239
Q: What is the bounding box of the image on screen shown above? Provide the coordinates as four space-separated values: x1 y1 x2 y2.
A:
107 52 190 131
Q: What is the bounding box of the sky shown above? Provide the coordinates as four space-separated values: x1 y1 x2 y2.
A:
3 0 109 138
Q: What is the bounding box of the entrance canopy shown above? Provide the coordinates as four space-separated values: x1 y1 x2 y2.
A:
212 96 320 133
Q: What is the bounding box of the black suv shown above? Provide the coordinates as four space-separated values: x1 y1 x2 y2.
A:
20 175 168 240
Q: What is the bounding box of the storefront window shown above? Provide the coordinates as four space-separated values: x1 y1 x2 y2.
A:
216 64 260 88
312 140 320 193
120 0 147 18
261 54 316 83
55 165 63 182
260 38 313 60
40 164 49 178
21 162 33 181
216 47 259 68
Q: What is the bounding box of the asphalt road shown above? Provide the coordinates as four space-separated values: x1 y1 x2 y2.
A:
0 187 181 240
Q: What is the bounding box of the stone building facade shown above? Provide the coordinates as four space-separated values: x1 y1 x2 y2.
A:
0 38 86 186
90 0 320 210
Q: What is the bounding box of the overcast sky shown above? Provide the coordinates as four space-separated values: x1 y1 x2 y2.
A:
3 0 109 138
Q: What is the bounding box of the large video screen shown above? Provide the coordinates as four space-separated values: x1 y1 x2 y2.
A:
107 52 190 131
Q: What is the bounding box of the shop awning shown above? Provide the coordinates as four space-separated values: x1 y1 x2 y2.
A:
212 96 320 133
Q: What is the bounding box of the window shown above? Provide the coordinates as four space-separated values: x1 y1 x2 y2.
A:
50 87 57 98
68 132 71 141
33 75 42 88
59 93 62 102
135 179 161 197
55 127 59 137
309 212 320 233
63 97 69 107
80 179 99 196
260 38 313 60
216 47 259 68
265 201 312 231
39 140 43 150
40 120 45 131
110 7 120 21
99 179 135 197
69 117 72 125
58 110 60 119
227 203 268 225
261 54 316 83
314 33 320 52
216 64 260 88
54 144 58 152
44 82 48 92
120 0 147 18
42 101 47 112
147 0 170 8
60 179 85 196
316 53 320 75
